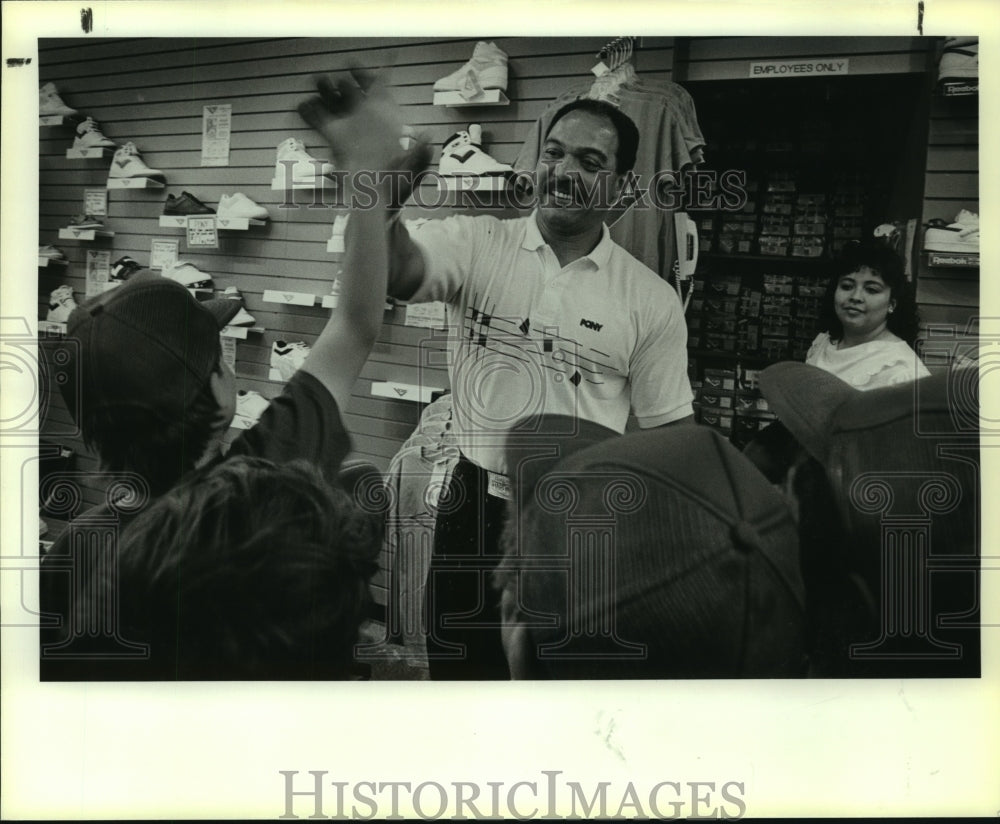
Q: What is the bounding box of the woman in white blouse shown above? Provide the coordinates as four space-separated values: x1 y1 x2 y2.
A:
806 242 930 389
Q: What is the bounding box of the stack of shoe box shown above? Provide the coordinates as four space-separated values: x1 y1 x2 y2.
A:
701 276 741 355
828 175 866 255
731 367 777 449
737 281 763 356
714 178 760 255
792 193 827 258
760 273 795 360
687 279 704 351
790 275 825 360
758 172 796 256
697 367 737 437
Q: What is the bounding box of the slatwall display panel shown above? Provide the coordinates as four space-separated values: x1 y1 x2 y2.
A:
916 80 979 365
38 35 679 614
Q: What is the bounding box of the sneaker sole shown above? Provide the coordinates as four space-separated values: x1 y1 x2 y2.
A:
924 239 979 253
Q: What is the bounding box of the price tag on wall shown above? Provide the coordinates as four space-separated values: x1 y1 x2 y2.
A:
201 104 232 167
220 335 237 373
85 249 111 297
404 301 447 330
186 217 219 249
150 239 179 271
83 189 108 216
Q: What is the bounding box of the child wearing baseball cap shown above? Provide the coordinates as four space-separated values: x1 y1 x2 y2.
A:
40 70 430 679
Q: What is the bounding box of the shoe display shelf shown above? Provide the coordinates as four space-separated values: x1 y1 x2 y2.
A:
925 250 979 268
159 216 266 230
432 89 509 107
263 289 318 307
370 380 445 404
65 146 115 160
437 175 509 193
58 226 114 241
107 176 165 190
264 289 394 311
38 319 67 336
38 256 68 268
39 115 79 128
220 324 265 340
269 177 334 191
940 81 977 98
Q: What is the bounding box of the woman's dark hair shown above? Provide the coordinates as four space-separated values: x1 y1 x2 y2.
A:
544 98 640 173
818 242 921 346
81 352 225 496
79 455 382 679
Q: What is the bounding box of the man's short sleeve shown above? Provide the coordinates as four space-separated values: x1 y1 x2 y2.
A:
228 370 351 481
407 215 484 304
629 280 694 427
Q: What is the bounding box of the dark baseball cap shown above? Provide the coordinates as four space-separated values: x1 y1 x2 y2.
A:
63 271 240 423
501 419 807 678
758 362 980 677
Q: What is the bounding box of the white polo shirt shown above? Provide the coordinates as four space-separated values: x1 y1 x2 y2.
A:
409 211 693 474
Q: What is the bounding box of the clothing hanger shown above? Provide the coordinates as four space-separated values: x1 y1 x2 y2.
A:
590 37 638 101
591 36 637 76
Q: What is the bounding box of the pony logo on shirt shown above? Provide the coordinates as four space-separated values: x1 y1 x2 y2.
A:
579 318 604 332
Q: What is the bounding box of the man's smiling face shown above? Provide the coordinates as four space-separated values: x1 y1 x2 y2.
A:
535 110 625 237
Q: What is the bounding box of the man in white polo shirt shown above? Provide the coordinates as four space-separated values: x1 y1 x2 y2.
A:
389 99 694 679
302 86 694 679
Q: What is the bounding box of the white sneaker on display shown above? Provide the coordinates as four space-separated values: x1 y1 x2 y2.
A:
164 260 213 288
72 117 117 149
39 82 78 117
47 285 78 322
38 245 66 260
274 138 335 186
924 210 979 253
218 193 270 221
330 213 349 241
109 142 166 181
439 125 512 176
939 38 978 83
222 286 256 326
233 389 270 428
433 41 509 94
270 340 311 381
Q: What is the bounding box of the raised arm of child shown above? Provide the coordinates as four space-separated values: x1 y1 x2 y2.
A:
296 69 430 411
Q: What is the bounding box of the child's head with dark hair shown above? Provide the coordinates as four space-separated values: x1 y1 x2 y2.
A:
82 455 382 679
818 242 921 346
61 272 240 493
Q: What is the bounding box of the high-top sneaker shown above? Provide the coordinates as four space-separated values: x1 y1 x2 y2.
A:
47 285 78 322
39 82 78 117
72 117 117 149
439 124 513 176
270 340 311 380
108 256 144 288
109 142 166 181
924 210 979 253
233 389 270 429
939 37 978 83
222 286 256 326
434 41 509 96
163 261 213 288
274 138 335 186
